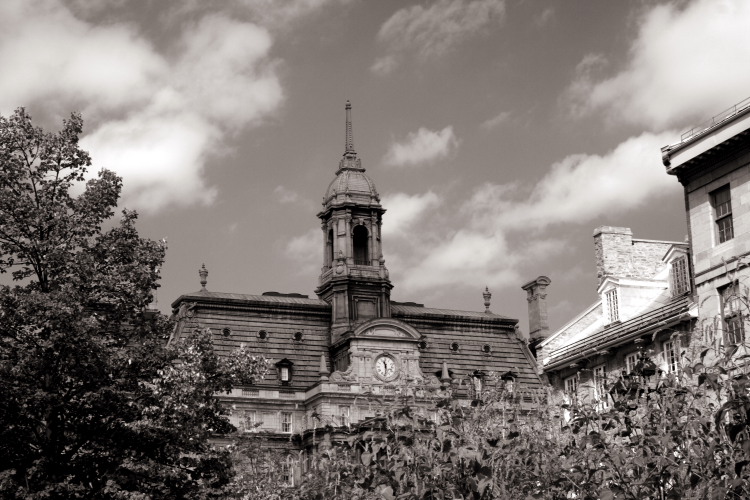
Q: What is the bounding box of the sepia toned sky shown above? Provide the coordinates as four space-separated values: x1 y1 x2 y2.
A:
3 0 750 334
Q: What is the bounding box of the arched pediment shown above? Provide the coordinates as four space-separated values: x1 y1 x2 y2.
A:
352 318 421 340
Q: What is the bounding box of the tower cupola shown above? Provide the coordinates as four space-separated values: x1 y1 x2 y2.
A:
316 101 392 341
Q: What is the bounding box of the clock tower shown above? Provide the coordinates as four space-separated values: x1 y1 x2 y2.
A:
317 102 427 384
316 101 393 342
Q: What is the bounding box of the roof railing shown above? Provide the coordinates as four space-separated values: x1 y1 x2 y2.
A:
680 95 750 143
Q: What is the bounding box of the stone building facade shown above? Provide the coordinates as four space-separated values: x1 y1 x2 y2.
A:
538 226 695 406
661 96 750 362
168 102 542 480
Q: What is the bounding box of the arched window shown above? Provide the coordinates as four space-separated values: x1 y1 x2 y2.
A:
352 225 369 265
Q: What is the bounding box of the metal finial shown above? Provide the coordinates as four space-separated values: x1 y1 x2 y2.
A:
199 263 208 290
483 286 492 313
345 100 355 155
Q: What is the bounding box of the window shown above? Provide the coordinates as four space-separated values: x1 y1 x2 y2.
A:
281 462 293 486
450 342 459 352
721 283 745 345
276 358 294 385
605 289 619 323
712 185 734 244
564 375 578 395
592 364 608 409
243 410 257 432
625 353 639 374
281 412 292 433
339 405 350 426
670 256 690 296
663 340 679 373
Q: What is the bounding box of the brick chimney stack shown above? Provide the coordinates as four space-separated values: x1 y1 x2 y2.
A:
521 276 551 357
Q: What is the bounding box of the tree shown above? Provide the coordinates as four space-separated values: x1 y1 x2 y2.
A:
0 108 268 499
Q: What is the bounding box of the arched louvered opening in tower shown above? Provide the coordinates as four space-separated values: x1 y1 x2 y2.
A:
327 228 334 267
352 225 369 265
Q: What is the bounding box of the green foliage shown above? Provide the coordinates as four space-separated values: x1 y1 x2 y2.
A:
0 108 268 499
243 359 750 500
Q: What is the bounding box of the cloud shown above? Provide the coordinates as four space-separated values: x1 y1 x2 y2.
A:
284 228 321 276
170 0 354 31
467 131 678 231
383 126 459 167
373 0 505 74
173 14 282 130
535 7 554 27
0 1 164 119
370 55 399 76
381 191 441 237
81 108 220 212
379 131 680 295
566 0 750 130
274 185 300 204
0 1 283 213
480 111 511 130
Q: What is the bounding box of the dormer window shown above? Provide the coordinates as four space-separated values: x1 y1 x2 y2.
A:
670 256 690 296
275 358 294 385
605 289 619 324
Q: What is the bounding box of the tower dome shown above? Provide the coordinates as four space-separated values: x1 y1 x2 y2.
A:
322 100 381 209
324 169 380 207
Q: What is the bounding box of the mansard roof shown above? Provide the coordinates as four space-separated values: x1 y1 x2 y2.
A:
172 290 329 310
170 292 541 392
392 305 540 391
391 303 514 321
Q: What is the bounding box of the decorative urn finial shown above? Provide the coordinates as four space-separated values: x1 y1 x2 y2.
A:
483 286 492 313
199 263 208 290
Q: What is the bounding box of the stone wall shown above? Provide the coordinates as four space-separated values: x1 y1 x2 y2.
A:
594 226 673 285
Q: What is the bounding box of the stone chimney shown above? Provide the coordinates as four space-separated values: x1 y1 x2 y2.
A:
593 226 633 286
521 276 551 357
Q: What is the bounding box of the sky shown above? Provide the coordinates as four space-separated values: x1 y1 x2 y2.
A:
2 0 750 334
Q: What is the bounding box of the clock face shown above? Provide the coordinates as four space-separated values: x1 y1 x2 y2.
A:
375 355 397 380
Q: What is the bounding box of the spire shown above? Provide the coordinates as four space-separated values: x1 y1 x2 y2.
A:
345 100 355 155
338 100 363 172
483 286 492 313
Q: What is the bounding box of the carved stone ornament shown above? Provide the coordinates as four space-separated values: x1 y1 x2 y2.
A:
329 364 357 382
175 301 196 320
361 327 408 338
